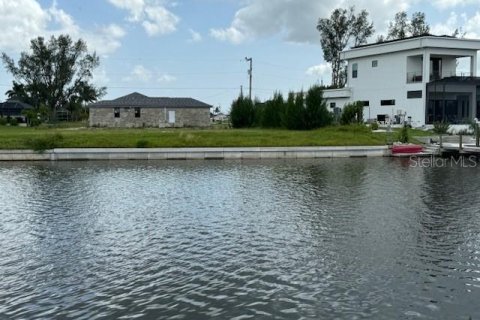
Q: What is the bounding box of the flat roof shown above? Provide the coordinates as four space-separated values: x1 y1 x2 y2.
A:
341 35 480 60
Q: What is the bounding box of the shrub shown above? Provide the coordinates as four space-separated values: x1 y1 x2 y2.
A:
433 121 450 134
0 118 7 126
397 123 410 143
261 92 285 128
340 101 364 125
230 95 255 128
370 122 379 130
136 139 149 148
25 133 64 153
284 91 305 130
305 85 333 129
8 118 18 126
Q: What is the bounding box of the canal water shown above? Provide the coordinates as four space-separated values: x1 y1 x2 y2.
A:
0 158 479 319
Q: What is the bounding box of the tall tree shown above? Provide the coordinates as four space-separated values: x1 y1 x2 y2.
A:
1 35 105 116
305 85 332 129
385 11 430 41
317 7 374 87
284 91 305 130
409 12 430 36
387 11 409 40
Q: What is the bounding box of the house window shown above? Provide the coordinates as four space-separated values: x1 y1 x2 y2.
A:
134 107 141 118
360 100 370 107
114 107 120 118
352 63 358 78
407 91 422 99
381 99 395 106
330 102 336 109
372 60 378 68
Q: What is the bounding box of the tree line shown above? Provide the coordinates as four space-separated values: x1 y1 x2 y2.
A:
230 85 364 130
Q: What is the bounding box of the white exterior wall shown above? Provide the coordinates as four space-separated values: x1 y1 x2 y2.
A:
324 37 480 126
347 50 425 126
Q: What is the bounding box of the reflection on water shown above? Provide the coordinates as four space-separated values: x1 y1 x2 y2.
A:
1 159 480 319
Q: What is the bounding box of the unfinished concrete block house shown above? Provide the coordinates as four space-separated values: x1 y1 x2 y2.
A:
88 92 211 128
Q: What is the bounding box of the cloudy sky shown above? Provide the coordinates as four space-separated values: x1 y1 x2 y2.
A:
0 0 479 111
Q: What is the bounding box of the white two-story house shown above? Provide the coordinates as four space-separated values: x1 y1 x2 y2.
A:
324 35 480 126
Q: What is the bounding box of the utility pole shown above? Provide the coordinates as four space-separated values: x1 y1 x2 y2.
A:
245 57 252 100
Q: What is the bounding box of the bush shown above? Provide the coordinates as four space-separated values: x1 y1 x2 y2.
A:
397 123 410 143
340 101 364 125
8 118 18 126
25 133 64 153
136 139 149 148
284 91 306 130
260 92 285 128
305 85 333 129
370 122 379 130
433 121 450 134
0 118 7 126
230 95 255 128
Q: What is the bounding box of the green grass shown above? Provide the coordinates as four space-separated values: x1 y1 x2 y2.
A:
0 124 421 149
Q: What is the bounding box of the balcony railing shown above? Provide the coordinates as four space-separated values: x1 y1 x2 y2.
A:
430 71 472 81
407 72 423 83
408 71 473 83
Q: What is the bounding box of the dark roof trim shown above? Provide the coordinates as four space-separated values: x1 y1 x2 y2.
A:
427 76 480 85
88 92 212 109
353 34 457 49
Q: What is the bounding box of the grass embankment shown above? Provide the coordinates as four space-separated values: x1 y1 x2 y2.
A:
0 124 429 149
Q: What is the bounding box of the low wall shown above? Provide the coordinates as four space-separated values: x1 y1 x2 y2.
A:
0 146 389 161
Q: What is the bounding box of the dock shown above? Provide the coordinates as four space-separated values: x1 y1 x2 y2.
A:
415 135 480 157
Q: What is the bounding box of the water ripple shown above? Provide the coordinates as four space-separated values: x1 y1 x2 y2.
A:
0 159 479 319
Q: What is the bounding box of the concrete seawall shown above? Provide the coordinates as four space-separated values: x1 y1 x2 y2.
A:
0 146 389 161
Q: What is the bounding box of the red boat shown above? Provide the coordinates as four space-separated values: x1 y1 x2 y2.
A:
391 144 423 154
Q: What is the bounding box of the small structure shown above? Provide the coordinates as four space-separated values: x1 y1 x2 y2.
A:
88 92 212 128
323 35 480 126
0 99 33 123
211 112 229 122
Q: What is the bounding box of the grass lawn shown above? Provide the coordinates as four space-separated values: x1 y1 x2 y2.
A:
0 124 430 149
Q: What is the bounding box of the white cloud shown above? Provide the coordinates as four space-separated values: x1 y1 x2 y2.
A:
108 0 145 21
123 65 176 83
210 27 247 45
188 29 202 43
86 24 126 56
158 73 176 83
209 0 415 44
464 12 480 39
306 63 331 76
123 65 153 82
0 0 49 52
0 0 126 55
429 11 480 39
431 0 478 10
108 0 179 36
430 12 463 36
